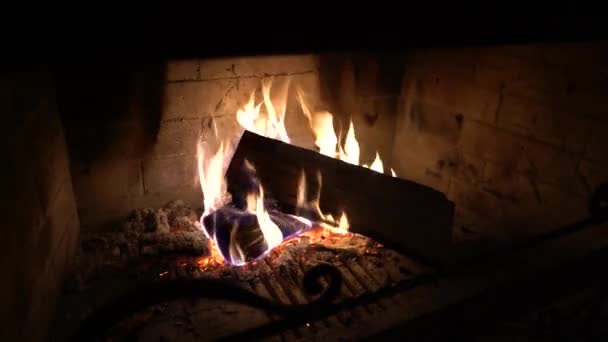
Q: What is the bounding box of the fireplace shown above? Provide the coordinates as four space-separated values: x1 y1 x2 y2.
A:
5 39 608 341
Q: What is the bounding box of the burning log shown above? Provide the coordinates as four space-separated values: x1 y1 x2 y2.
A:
202 205 310 265
226 130 455 266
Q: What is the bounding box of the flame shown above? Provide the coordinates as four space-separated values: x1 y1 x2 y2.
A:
295 168 349 234
236 92 262 135
309 111 338 157
368 152 384 173
296 92 395 177
338 212 349 230
338 120 360 165
197 139 229 225
242 160 283 252
236 78 291 143
195 78 404 266
197 139 283 265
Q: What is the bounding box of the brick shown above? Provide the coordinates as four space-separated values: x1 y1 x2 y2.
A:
64 121 150 161
562 89 608 119
46 179 78 257
448 177 561 241
50 213 80 282
143 155 198 194
392 121 460 177
24 263 59 342
407 99 464 143
539 42 608 67
474 54 567 100
482 162 540 207
350 96 399 164
390 151 449 193
198 54 317 80
24 179 78 288
36 128 71 213
162 75 313 122
350 54 406 97
529 183 588 230
497 93 590 152
443 152 486 185
460 121 583 194
452 205 495 238
448 179 505 223
406 48 478 85
166 60 200 81
152 119 201 157
579 159 608 193
482 44 544 61
414 74 500 124
460 120 527 164
585 120 608 161
162 79 236 120
72 159 143 208
517 141 583 195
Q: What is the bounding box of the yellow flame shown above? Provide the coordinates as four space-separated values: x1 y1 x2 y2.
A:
296 88 338 157
369 152 384 173
197 139 229 222
339 120 360 165
261 78 290 143
310 111 338 157
338 212 349 230
294 168 349 233
295 93 394 178
236 78 291 143
236 92 262 135
391 168 397 177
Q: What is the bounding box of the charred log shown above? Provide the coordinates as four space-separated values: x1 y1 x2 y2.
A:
226 131 455 267
202 206 311 264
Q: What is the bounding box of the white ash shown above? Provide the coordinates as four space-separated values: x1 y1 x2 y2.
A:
76 200 210 268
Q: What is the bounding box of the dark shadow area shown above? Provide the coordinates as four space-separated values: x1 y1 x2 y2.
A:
53 62 166 164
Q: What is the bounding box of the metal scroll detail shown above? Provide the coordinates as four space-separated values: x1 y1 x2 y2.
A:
70 263 343 341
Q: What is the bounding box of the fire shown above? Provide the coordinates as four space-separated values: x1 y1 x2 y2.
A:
339 120 360 165
236 78 290 143
296 169 349 234
241 160 283 251
197 140 229 228
197 140 284 266
364 152 384 173
196 78 404 266
296 88 395 177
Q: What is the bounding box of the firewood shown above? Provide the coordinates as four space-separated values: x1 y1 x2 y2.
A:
226 130 455 266
202 205 310 264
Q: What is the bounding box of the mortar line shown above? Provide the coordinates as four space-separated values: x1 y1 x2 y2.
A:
166 71 315 84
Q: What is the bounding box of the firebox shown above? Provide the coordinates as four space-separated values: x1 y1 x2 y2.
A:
5 39 608 342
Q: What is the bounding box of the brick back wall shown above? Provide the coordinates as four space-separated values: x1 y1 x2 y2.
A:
1 70 80 341
390 42 608 242
63 43 608 243
66 53 402 231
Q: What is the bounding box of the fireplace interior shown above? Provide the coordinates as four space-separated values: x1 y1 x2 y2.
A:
3 39 608 341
